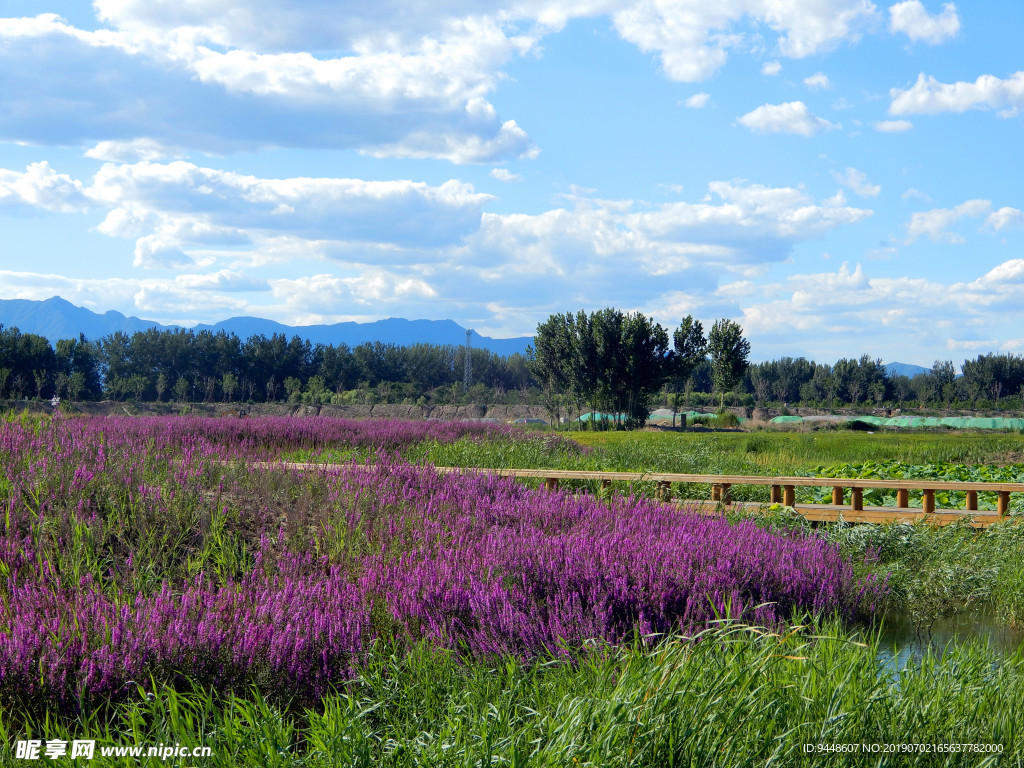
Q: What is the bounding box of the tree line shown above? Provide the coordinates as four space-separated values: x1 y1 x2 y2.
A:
0 325 534 406
745 354 1024 411
3 318 1024 416
527 310 749 427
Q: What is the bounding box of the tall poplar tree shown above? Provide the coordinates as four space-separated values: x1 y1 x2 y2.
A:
708 319 750 410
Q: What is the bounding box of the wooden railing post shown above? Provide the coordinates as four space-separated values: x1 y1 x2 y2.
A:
783 485 795 507
851 487 863 511
248 463 1024 527
657 480 672 501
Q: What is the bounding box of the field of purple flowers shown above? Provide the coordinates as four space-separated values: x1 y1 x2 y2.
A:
0 414 880 716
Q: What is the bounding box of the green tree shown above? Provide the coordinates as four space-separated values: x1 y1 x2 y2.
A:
615 312 671 427
283 376 303 403
591 308 626 426
527 313 573 424
33 369 48 399
707 319 751 410
155 372 168 402
54 371 69 399
173 376 189 403
222 372 238 402
833 355 887 407
68 371 86 402
530 308 671 429
670 316 706 426
56 335 101 400
565 310 600 423
931 360 957 405
127 374 149 401
305 374 327 401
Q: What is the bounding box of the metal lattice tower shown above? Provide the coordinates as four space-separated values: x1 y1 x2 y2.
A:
463 329 473 388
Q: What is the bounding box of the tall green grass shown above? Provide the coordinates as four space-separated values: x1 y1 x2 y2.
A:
5 619 1021 767
297 429 1024 504
571 430 1024 475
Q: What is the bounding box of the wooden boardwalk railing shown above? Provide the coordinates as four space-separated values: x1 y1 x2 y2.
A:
257 462 1024 527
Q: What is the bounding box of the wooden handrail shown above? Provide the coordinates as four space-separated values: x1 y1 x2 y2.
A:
251 460 1022 519
260 461 1024 493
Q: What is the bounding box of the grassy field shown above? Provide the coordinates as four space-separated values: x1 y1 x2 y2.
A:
569 428 1024 474
3 415 1024 766
301 426 1024 474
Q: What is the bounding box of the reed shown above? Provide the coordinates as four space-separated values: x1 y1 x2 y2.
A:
4 619 1021 766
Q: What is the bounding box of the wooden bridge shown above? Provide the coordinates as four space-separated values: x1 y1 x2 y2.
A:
260 462 1024 527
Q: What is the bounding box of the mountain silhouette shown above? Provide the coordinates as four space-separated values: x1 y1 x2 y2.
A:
0 297 533 356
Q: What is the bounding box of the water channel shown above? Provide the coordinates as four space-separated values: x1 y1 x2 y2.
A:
876 608 1024 668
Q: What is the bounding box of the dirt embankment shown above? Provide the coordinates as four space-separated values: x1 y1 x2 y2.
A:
3 399 553 422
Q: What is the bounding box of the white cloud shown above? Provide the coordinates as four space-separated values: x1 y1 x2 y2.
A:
0 269 258 324
363 117 539 164
4 159 877 336
684 93 711 109
612 0 878 82
84 139 186 163
986 207 1024 231
890 71 1024 115
133 234 198 269
174 270 269 291
904 198 991 243
95 0 881 81
271 272 438 312
133 283 249 316
945 260 1024 314
873 119 913 132
0 160 500 280
91 0 531 54
761 60 782 76
626 180 871 241
803 72 831 90
831 167 881 197
965 259 1024 289
467 181 872 299
489 168 523 182
902 187 931 201
0 162 90 214
0 1 890 162
889 1 960 44
733 259 1024 360
86 161 493 263
0 12 537 163
737 101 841 136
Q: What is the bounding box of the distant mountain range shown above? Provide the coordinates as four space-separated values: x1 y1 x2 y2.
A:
883 362 930 378
0 297 534 357
0 298 940 371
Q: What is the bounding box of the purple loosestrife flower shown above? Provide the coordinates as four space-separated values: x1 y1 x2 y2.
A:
0 415 881 712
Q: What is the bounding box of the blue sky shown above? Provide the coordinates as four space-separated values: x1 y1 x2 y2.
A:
0 0 1022 365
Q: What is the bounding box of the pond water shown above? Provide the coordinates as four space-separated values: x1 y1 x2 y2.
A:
877 608 1024 668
